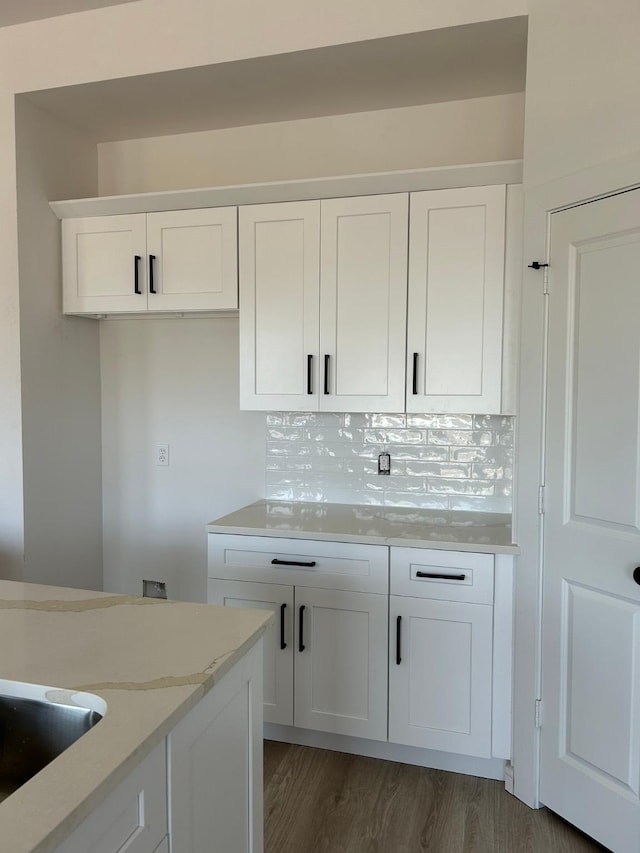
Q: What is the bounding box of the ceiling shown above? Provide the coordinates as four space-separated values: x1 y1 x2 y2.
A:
0 0 140 28
22 16 527 143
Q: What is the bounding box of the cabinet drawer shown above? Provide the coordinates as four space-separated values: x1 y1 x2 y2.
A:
208 534 388 593
390 547 493 604
56 742 167 853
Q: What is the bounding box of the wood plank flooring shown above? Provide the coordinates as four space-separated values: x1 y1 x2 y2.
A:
264 741 607 853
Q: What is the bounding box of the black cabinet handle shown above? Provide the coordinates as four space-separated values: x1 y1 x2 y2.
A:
149 254 156 294
396 615 402 665
307 354 313 395
271 558 316 568
416 571 466 581
633 567 640 586
134 255 142 294
280 603 287 650
323 354 330 395
299 605 306 652
412 352 419 395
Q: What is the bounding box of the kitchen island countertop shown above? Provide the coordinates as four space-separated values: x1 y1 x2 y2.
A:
207 499 519 555
0 580 271 853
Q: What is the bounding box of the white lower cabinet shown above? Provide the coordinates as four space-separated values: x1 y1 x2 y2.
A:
208 578 387 740
54 642 263 853
208 533 514 773
388 595 493 758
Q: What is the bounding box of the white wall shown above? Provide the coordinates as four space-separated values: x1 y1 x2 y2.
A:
15 99 103 589
100 318 265 602
98 94 525 195
0 0 524 583
524 0 640 186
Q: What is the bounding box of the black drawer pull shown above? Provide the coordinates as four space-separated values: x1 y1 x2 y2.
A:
299 605 306 652
280 603 287 650
323 354 330 395
412 352 419 395
396 615 402 665
271 558 316 568
416 571 466 581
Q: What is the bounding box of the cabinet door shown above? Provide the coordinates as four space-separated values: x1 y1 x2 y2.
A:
406 185 506 413
146 207 237 311
208 579 294 725
62 214 147 314
239 201 320 410
319 194 408 412
295 588 387 740
389 595 493 758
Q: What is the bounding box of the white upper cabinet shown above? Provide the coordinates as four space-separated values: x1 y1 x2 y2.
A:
62 208 238 315
239 194 408 412
406 185 506 413
239 201 320 410
319 194 408 412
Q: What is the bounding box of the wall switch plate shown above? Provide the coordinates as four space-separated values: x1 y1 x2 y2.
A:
156 444 169 466
378 452 391 475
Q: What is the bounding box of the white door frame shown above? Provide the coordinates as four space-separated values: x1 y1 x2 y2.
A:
513 148 640 808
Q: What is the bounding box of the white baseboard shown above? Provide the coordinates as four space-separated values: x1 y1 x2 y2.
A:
265 723 507 782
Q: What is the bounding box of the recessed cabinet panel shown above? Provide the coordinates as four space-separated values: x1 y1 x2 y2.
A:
295 587 388 741
239 201 320 410
207 579 294 726
389 595 493 757
63 214 147 314
320 194 408 412
146 207 237 311
407 185 506 413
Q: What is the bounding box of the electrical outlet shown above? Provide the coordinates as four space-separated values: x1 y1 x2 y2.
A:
156 444 169 466
143 580 167 599
378 452 391 475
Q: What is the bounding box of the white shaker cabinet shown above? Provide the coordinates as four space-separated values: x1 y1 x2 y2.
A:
208 535 389 741
62 207 238 315
239 194 408 412
208 578 295 726
239 201 320 410
406 185 507 413
388 548 496 759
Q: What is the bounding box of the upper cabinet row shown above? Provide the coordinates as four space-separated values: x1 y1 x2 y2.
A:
239 186 507 414
61 184 513 414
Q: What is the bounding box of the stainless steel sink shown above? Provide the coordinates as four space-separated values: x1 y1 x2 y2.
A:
0 680 106 802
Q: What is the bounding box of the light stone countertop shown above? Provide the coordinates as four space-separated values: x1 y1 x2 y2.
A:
207 500 519 555
0 580 272 853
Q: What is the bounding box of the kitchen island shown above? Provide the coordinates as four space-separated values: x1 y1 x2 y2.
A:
0 580 272 853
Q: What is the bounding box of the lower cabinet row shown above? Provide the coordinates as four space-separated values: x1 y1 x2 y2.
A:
208 579 494 759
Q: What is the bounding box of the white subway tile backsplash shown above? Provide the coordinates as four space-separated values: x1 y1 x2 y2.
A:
264 412 514 513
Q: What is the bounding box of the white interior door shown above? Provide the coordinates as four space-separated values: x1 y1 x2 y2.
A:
541 188 640 852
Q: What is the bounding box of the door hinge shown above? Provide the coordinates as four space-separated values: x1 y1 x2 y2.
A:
538 485 546 515
535 699 543 728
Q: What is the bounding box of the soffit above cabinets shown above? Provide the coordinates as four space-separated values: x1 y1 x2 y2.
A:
0 0 140 28
22 16 527 143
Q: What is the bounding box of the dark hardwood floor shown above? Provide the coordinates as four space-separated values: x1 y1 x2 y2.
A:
264 741 607 853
